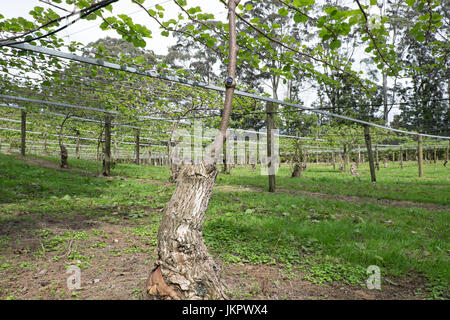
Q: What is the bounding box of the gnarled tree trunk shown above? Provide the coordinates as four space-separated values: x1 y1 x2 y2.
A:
146 163 226 299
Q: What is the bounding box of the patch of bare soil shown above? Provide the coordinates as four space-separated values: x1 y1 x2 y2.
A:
0 215 426 300
222 263 424 300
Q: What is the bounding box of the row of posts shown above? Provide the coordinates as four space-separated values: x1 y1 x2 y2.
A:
11 109 450 184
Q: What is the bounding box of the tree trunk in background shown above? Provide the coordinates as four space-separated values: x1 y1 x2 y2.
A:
444 141 449 167
332 150 335 170
102 115 111 176
400 146 403 169
375 144 379 170
382 71 388 125
418 135 423 178
75 131 80 159
43 132 47 155
343 144 347 172
266 101 276 192
364 125 376 183
357 146 361 167
146 0 240 300
58 114 70 169
135 129 140 165
21 110 26 156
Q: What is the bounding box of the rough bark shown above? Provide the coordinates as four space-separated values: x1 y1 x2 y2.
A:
146 163 226 300
60 145 69 169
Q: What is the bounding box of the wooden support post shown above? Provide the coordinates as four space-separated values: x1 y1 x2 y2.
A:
400 146 403 169
332 150 335 170
102 115 111 176
445 140 449 166
357 145 361 166
375 144 379 170
75 131 80 159
43 132 47 155
148 144 152 165
113 140 118 162
364 125 376 183
135 129 140 165
21 110 26 156
266 101 276 192
418 135 423 178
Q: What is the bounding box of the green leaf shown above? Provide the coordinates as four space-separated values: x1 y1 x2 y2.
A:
294 12 308 23
329 39 341 50
278 8 289 17
414 32 425 42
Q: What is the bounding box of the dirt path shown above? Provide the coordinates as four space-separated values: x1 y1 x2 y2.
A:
0 217 425 300
214 185 448 212
12 155 99 177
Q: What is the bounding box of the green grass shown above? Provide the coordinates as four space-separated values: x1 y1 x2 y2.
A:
216 163 450 205
0 153 448 299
